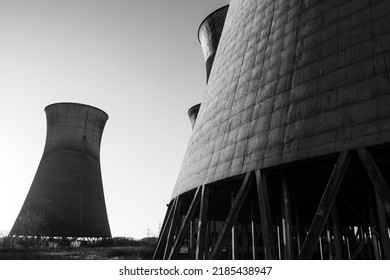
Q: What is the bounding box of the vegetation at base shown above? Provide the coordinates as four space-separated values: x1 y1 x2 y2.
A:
0 237 157 260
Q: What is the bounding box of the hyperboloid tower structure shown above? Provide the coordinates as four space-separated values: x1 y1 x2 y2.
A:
11 103 111 238
187 5 229 130
155 0 390 260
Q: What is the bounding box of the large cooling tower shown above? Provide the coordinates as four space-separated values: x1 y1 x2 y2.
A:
155 0 390 260
11 103 111 238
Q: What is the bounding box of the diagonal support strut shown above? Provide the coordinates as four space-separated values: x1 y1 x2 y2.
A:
298 151 351 260
168 186 202 259
196 185 209 260
163 196 182 260
209 172 253 260
153 198 177 260
356 148 390 218
256 170 278 260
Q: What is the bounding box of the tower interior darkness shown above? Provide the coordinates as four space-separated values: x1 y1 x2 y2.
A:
11 102 111 238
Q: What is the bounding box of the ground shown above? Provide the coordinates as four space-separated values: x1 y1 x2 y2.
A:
0 237 156 260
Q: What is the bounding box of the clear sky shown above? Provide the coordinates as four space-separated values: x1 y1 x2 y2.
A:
0 0 230 239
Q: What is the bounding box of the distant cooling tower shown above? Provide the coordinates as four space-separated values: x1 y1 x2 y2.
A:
11 103 111 238
156 0 390 260
188 103 201 130
198 5 229 82
187 6 229 130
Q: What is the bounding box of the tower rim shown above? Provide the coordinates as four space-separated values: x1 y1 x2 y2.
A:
44 102 109 120
197 5 229 43
187 103 201 117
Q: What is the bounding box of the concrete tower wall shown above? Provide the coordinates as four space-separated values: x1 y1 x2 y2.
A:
11 103 111 237
172 0 390 198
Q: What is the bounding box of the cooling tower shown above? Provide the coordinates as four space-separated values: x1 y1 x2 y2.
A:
11 103 111 238
187 7 228 132
155 0 390 260
188 103 201 130
198 5 229 82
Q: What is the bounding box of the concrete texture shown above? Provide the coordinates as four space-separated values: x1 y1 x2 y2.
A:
172 0 390 198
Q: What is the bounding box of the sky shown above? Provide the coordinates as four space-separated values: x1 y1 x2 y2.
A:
0 0 230 239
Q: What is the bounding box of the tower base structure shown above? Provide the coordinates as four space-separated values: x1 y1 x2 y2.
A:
154 144 390 260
